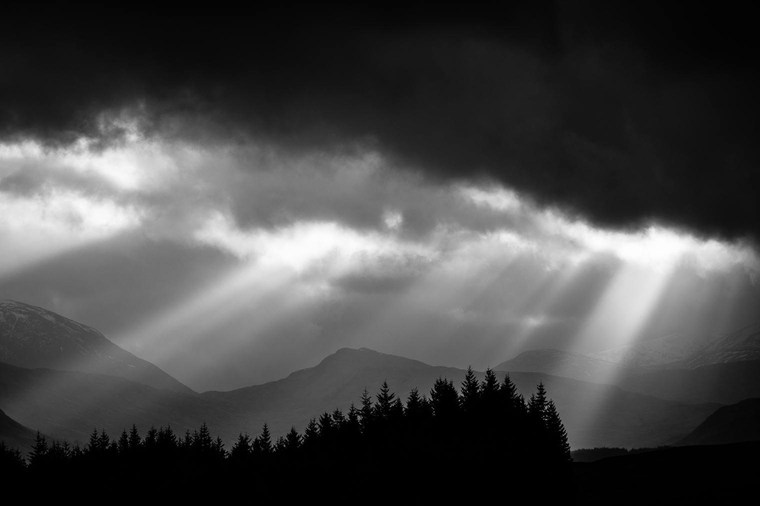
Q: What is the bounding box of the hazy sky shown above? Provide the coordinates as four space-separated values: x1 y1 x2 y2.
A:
1 4 759 390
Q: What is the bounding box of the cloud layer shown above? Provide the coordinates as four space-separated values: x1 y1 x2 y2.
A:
1 3 758 241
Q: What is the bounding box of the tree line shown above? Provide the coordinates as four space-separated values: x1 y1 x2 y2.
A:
0 369 573 500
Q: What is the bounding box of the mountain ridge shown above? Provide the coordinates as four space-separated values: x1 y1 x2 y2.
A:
0 300 192 394
0 346 718 450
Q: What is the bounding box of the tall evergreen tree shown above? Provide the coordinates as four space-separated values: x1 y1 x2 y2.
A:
144 426 159 450
193 423 212 452
360 388 375 429
118 430 130 454
346 404 361 433
230 433 252 462
253 424 272 456
405 388 424 419
284 427 302 451
528 382 548 424
303 418 319 446
375 380 396 419
87 428 100 455
29 431 49 467
481 368 500 407
128 424 141 450
430 377 459 420
318 412 334 437
460 366 481 413
545 400 571 463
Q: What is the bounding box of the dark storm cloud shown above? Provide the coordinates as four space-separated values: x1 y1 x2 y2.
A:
1 2 758 241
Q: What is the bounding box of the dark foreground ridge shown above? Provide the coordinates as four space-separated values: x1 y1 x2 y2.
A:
574 441 760 504
0 368 572 501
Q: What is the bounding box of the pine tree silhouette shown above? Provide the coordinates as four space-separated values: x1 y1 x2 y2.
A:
528 381 549 423
545 400 572 463
253 423 272 456
15 376 573 501
303 418 319 446
29 431 49 468
284 427 302 451
128 424 141 450
430 377 459 419
375 380 396 419
230 433 252 462
360 388 375 429
118 429 129 454
460 366 481 413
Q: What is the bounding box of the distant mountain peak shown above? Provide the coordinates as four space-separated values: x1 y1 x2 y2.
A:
0 300 192 394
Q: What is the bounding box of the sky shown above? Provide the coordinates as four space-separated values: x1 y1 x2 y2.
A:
1 3 759 391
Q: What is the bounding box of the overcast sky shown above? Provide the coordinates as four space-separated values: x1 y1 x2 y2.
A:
1 3 759 390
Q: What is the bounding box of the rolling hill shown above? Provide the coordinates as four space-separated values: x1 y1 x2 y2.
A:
677 398 760 446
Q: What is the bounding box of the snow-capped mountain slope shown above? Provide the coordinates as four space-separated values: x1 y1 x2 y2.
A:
0 300 192 393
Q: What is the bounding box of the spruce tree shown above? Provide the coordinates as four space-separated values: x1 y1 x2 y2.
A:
128 424 141 450
118 430 130 454
86 428 102 456
528 382 548 424
545 400 571 462
253 423 272 456
332 408 346 428
145 426 159 450
360 388 375 430
230 433 252 462
193 423 212 453
346 404 361 434
29 431 49 467
285 427 302 451
318 412 334 437
405 388 423 420
430 378 459 420
481 368 500 407
375 380 396 419
98 430 111 454
303 418 319 446
460 366 481 413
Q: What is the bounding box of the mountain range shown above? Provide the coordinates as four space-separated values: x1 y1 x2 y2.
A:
1 300 758 454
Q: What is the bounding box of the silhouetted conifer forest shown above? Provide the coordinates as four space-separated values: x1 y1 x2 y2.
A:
0 369 573 501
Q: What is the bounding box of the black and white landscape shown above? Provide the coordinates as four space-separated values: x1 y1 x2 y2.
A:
1 2 759 502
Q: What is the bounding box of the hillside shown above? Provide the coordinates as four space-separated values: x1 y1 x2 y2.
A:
0 362 220 444
495 348 621 384
677 398 760 446
0 407 37 453
0 300 191 394
619 360 760 404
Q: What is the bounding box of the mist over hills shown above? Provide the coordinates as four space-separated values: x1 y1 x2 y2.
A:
0 301 192 394
0 301 756 453
0 346 716 450
497 349 760 405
